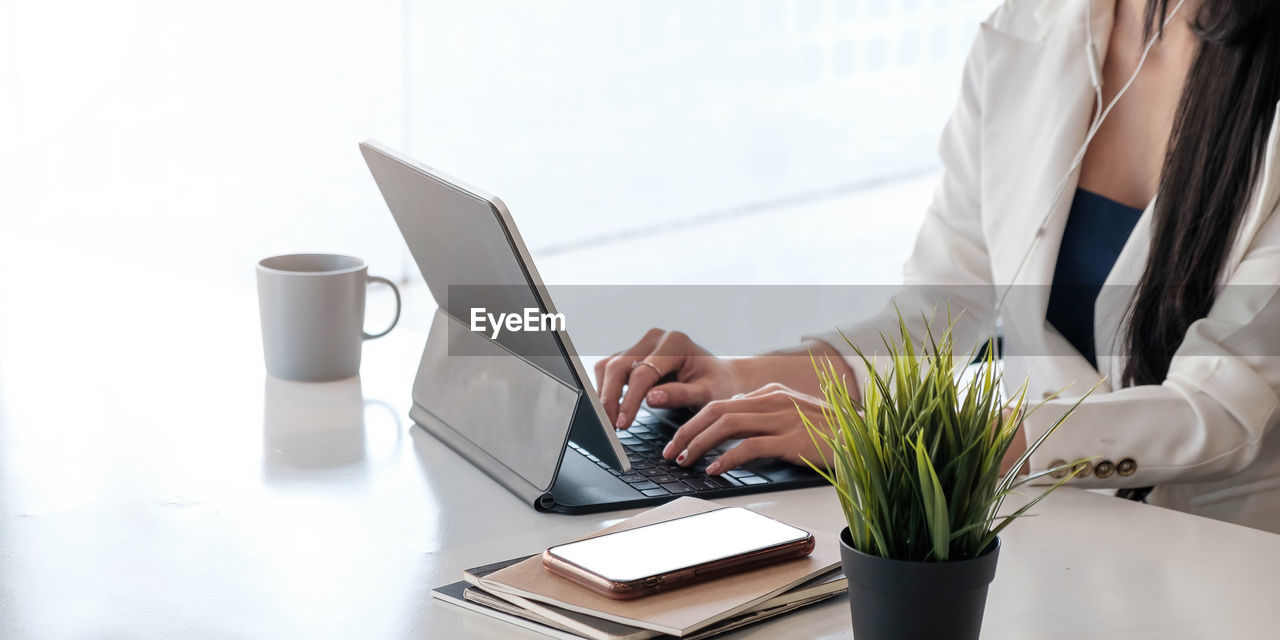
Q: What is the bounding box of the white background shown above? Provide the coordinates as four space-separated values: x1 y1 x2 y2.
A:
1 0 996 334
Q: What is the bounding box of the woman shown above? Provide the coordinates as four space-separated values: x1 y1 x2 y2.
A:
595 0 1280 532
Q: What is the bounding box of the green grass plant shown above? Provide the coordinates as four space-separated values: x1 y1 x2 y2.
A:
801 312 1091 562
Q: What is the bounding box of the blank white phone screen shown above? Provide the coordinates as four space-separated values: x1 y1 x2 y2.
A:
547 507 810 582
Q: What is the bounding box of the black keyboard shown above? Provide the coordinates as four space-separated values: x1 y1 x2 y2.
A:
567 415 771 498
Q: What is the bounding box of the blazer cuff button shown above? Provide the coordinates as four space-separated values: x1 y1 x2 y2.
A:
1049 459 1070 479
1094 460 1115 479
1116 458 1138 477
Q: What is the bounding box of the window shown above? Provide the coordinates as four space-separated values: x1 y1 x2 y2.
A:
3 1 409 285
3 1 997 299
409 0 997 287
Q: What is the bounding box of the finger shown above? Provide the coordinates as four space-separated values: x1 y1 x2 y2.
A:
596 331 667 426
742 382 824 405
661 394 786 460
600 356 640 428
615 332 692 428
592 356 611 390
616 360 665 428
661 399 729 460
594 355 617 423
594 350 634 394
706 436 789 475
646 381 711 408
598 330 669 426
741 382 792 397
681 412 785 466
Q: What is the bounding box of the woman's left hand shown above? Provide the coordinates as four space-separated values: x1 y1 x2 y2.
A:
660 383 833 475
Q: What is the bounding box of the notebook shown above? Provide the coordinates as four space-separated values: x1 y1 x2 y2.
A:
473 497 842 637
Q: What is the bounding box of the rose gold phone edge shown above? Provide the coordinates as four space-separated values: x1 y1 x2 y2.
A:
541 517 816 600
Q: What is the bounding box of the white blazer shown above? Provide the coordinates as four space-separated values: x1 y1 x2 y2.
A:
811 0 1280 532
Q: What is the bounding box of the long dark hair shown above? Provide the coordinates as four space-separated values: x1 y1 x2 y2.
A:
1123 0 1280 386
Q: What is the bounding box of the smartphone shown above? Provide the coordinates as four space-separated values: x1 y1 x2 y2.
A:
541 507 815 599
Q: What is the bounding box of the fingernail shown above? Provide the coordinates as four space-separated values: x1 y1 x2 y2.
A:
676 450 688 465
707 461 722 475
663 442 675 458
615 414 628 428
647 389 667 405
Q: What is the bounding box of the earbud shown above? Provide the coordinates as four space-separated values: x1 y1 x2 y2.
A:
1085 0 1103 90
1087 47 1103 90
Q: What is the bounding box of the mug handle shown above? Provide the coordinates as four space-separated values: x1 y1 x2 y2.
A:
363 275 401 340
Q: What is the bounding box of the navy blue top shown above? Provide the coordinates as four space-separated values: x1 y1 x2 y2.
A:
1045 189 1143 367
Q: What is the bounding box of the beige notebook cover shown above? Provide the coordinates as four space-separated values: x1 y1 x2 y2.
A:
463 586 842 640
457 562 845 640
477 497 841 637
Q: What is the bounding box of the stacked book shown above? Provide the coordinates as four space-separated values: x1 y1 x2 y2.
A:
432 498 849 640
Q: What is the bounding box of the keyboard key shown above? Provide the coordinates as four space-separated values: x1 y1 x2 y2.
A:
639 468 665 477
739 476 769 485
641 487 670 497
631 481 659 491
627 425 651 434
631 460 653 469
706 475 735 489
619 474 645 484
618 437 642 446
682 477 721 492
726 469 756 479
645 412 681 428
660 482 692 495
673 470 696 479
649 475 676 485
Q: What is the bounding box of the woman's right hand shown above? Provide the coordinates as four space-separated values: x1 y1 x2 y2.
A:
593 329 742 429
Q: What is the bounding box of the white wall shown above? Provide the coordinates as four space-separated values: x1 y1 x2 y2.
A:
3 0 998 307
3 1 409 287
407 0 993 259
2 0 20 295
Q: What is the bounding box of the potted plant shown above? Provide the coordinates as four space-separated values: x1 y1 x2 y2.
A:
800 315 1089 640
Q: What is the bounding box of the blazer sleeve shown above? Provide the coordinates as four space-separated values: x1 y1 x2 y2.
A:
1023 205 1280 487
802 17 997 389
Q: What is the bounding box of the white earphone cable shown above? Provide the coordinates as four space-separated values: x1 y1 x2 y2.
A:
991 0 1188 325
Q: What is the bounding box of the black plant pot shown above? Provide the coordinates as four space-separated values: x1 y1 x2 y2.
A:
839 528 1000 640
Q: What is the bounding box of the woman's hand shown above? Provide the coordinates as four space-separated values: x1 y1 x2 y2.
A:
593 329 743 429
660 383 833 475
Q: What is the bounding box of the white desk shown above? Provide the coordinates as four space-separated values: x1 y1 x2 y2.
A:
2 282 1279 639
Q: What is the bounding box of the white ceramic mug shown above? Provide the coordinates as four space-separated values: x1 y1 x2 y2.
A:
256 253 401 382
